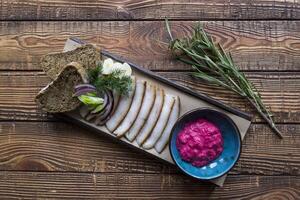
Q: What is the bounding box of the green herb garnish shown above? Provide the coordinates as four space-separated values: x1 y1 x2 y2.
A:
165 19 283 138
88 64 132 96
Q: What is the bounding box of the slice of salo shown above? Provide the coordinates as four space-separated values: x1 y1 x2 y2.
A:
125 83 156 141
142 94 175 149
114 80 146 137
105 76 136 132
154 96 180 153
135 88 164 146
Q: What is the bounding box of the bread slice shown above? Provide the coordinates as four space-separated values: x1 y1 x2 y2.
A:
40 44 101 79
35 62 87 113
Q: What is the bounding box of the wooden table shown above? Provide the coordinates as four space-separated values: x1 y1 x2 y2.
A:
0 1 299 199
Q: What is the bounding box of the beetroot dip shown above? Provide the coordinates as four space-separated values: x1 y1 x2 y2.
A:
176 119 224 167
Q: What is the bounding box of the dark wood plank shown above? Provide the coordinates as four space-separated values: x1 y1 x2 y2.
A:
0 122 299 175
1 0 299 20
0 172 298 199
0 21 299 71
0 71 299 122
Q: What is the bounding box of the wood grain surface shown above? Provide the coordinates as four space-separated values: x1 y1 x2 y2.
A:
0 172 298 199
0 21 299 71
0 0 299 199
1 0 299 20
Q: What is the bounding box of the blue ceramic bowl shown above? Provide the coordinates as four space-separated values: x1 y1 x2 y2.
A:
169 108 242 180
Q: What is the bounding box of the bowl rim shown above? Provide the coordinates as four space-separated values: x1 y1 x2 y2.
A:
168 107 242 181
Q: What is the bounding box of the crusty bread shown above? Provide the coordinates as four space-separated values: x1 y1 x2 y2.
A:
35 62 87 113
40 44 101 79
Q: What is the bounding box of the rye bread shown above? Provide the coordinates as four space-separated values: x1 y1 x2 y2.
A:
40 44 101 79
35 62 87 113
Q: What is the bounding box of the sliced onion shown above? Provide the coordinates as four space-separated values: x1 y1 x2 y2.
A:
74 88 97 97
74 84 97 96
95 90 114 125
90 91 109 114
84 90 113 124
75 84 96 92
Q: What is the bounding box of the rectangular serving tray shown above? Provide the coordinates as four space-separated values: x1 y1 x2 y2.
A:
60 38 252 186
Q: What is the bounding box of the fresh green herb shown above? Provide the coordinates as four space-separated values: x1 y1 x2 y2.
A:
165 19 283 138
88 64 133 96
88 66 102 85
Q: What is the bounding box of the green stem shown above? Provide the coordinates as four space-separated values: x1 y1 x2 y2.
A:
165 18 174 41
165 19 283 139
246 97 283 138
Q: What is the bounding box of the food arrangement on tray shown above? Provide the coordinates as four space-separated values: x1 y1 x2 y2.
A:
36 41 181 154
35 22 281 186
35 37 252 186
78 61 181 153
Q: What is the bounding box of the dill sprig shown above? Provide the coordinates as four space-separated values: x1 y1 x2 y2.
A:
88 64 132 96
165 19 283 138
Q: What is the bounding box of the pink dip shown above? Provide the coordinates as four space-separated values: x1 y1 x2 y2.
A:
176 119 223 167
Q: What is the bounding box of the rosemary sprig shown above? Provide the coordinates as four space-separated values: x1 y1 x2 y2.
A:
165 20 283 138
88 64 133 96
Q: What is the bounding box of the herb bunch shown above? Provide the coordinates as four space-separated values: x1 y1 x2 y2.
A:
165 20 283 138
88 64 132 96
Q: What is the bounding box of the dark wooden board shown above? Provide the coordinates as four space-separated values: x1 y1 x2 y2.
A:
0 21 299 71
1 71 299 123
1 0 299 20
0 172 298 199
0 122 299 176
